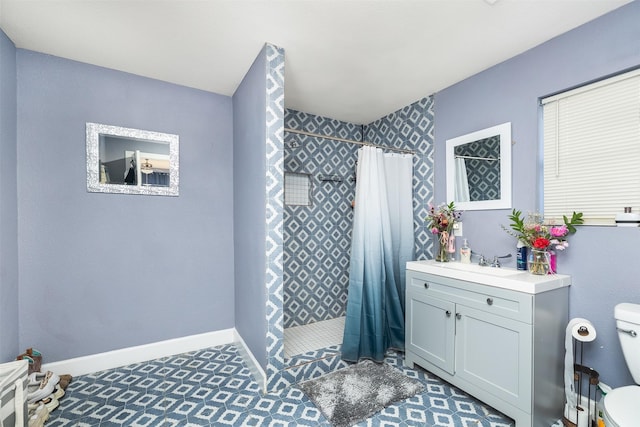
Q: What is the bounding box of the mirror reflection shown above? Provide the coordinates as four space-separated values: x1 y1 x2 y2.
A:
86 123 179 196
453 136 500 202
446 122 511 210
101 136 170 186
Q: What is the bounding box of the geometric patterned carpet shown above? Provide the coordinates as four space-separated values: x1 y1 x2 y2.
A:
46 343 516 426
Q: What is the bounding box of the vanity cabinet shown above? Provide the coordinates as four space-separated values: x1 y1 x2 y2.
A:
405 262 570 427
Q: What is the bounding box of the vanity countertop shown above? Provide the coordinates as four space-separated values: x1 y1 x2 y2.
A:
406 260 571 294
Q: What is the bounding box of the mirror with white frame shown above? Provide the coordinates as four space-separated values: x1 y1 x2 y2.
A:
445 122 511 210
86 123 179 196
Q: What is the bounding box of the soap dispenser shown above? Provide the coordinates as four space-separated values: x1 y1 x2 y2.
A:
460 239 471 264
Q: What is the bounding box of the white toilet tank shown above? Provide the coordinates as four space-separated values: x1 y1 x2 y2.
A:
615 303 640 384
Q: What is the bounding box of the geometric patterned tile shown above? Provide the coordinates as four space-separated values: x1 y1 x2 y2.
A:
455 135 501 202
285 344 342 367
264 42 286 392
284 109 360 328
366 96 435 262
48 344 518 427
280 345 349 388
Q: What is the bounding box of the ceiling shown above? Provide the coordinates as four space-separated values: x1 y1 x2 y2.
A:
0 0 630 124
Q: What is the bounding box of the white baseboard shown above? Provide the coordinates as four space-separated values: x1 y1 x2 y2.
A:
233 330 267 393
41 328 236 377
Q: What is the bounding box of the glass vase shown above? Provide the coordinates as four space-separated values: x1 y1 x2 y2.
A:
528 249 550 275
435 238 449 262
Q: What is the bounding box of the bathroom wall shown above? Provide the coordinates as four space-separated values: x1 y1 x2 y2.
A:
233 43 286 390
233 45 270 370
434 1 640 388
16 50 235 363
0 29 18 362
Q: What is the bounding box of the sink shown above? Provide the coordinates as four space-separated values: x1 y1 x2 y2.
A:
406 260 571 294
435 262 522 277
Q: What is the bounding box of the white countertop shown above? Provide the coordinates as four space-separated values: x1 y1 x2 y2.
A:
406 260 571 294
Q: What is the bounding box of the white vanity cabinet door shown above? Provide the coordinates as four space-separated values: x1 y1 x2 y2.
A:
455 305 532 411
406 291 455 374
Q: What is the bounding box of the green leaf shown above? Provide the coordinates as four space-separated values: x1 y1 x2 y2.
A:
563 211 584 234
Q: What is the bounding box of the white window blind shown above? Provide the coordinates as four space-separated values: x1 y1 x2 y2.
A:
542 69 640 225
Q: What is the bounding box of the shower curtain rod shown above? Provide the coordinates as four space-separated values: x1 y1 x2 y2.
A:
455 154 499 161
284 128 416 155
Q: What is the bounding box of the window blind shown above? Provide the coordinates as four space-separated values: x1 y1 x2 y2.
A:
542 69 640 225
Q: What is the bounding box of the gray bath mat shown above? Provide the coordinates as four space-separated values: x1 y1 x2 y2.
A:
299 359 425 427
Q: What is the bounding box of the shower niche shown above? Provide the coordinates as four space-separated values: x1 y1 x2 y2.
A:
284 172 312 206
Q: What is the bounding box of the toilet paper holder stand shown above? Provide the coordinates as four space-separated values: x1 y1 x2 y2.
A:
562 363 600 427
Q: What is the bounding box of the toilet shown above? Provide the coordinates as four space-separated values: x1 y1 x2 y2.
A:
601 303 640 427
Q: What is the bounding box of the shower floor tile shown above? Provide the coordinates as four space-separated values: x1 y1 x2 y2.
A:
284 316 345 358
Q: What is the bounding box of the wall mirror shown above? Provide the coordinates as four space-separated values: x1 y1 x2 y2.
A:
86 123 179 196
445 122 511 210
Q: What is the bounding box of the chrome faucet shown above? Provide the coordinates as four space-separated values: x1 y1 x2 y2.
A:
471 251 490 266
491 254 513 268
477 254 489 266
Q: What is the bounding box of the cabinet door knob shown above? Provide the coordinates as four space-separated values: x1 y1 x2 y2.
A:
486 298 494 306
423 282 429 289
445 310 451 317
456 313 461 320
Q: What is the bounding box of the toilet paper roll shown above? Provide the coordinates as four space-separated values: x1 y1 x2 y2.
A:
576 405 590 427
565 318 597 412
570 318 596 342
564 401 595 427
571 319 597 342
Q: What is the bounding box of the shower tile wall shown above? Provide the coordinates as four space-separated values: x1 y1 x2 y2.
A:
264 44 286 391
284 109 361 328
284 97 435 328
366 96 435 261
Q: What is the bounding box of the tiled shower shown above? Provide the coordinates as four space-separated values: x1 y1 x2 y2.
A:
283 98 434 358
283 110 361 329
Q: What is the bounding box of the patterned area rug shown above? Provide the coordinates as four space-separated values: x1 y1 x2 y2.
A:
299 359 425 427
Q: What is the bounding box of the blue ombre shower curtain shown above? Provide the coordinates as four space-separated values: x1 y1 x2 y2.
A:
342 146 414 363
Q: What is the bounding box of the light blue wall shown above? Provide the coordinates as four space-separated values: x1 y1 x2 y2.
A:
233 46 269 369
0 29 18 362
16 51 235 362
434 1 640 388
233 43 286 390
